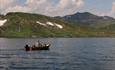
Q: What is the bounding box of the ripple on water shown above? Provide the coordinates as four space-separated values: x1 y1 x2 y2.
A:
0 38 115 70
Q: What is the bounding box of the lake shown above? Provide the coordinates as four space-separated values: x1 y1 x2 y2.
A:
0 38 115 70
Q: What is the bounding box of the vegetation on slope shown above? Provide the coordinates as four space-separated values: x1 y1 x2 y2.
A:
0 12 115 38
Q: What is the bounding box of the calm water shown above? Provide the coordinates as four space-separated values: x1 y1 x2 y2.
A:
0 38 115 70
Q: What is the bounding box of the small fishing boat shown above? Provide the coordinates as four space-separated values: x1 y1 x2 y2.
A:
24 44 51 51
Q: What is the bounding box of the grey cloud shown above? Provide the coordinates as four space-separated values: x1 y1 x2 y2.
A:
0 0 84 16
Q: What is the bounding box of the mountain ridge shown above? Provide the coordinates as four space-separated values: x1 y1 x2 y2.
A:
0 12 115 37
56 12 115 28
0 12 80 37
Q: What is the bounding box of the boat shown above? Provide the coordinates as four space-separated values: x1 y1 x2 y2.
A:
24 44 51 51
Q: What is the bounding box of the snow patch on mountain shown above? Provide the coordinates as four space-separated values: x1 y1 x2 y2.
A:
46 22 54 26
36 21 46 26
54 23 63 29
36 21 63 29
0 19 7 26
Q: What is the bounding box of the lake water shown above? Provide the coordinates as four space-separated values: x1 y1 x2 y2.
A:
0 38 115 70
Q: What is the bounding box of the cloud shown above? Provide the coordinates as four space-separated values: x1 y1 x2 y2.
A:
49 0 84 16
0 0 84 16
0 0 14 10
4 5 31 13
94 1 115 18
0 0 17 14
110 1 115 18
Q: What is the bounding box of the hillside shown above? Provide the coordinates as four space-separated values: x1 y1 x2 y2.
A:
0 12 115 37
58 12 115 28
0 12 81 37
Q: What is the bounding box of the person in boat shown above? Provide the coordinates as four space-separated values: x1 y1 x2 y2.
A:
25 44 30 51
32 44 36 48
35 40 42 47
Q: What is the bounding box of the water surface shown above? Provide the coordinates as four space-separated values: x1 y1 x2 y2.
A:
0 38 115 70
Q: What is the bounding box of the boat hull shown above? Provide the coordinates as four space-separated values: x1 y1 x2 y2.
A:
25 44 50 51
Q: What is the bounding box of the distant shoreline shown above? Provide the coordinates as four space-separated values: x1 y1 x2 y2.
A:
0 36 115 38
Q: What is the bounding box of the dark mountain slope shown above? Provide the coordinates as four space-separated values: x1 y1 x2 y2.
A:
58 12 115 28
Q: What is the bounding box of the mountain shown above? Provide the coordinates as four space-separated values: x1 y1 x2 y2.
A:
57 12 115 28
0 12 81 37
0 12 115 37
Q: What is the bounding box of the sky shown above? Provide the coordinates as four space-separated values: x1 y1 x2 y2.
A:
0 0 115 18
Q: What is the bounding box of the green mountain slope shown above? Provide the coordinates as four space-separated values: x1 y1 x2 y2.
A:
0 12 81 37
55 12 115 37
0 12 115 37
